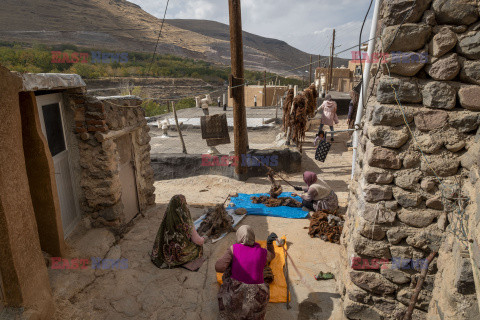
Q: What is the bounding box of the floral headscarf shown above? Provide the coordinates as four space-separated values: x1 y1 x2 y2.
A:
151 195 203 268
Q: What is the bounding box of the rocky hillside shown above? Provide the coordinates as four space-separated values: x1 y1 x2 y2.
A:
0 0 347 76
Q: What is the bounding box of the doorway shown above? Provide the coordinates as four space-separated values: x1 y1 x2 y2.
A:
36 93 80 237
115 134 140 223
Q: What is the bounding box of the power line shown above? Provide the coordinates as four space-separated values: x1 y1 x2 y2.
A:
147 0 171 74
232 37 375 89
358 0 374 107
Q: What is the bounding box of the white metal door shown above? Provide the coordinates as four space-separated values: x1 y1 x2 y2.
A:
36 93 79 237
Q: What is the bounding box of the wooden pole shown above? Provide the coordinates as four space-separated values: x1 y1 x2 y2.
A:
263 70 267 107
328 29 335 92
172 101 187 154
228 0 248 176
318 54 321 68
284 246 291 309
309 55 312 85
403 251 437 320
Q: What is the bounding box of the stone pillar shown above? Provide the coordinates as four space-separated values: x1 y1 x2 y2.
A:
341 1 480 319
0 65 54 317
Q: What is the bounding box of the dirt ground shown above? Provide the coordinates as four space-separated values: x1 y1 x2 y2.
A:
52 116 352 320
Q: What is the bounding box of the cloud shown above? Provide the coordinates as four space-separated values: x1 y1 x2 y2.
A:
128 0 374 58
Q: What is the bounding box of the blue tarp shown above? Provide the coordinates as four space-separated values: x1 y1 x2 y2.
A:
228 192 309 219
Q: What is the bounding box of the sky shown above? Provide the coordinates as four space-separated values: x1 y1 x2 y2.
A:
128 0 374 59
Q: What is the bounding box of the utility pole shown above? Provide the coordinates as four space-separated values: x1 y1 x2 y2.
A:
309 55 312 85
228 0 248 177
318 54 321 68
263 70 267 107
328 29 335 93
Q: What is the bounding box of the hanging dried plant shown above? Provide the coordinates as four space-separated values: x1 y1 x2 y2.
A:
283 88 294 132
304 84 318 118
291 93 307 151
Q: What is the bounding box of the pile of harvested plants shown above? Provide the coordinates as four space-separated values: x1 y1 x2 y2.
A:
251 195 302 208
308 210 344 244
197 205 234 239
291 94 308 151
283 88 294 132
267 169 283 198
304 84 318 118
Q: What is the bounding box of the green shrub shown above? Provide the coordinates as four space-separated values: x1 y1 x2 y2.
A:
0 41 303 87
142 100 165 117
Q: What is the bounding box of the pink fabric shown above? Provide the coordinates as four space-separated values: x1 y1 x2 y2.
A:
303 171 318 187
320 100 339 126
231 243 267 284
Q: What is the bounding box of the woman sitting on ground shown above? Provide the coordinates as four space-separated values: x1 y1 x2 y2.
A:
151 195 205 269
293 171 339 213
215 225 277 320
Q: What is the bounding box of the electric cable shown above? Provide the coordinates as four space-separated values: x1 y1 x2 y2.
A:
147 0 171 74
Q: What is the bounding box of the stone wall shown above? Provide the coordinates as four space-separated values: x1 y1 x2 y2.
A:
340 1 480 319
151 148 302 180
65 94 155 229
0 65 55 318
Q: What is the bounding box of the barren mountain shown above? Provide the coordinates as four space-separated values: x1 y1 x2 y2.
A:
0 0 347 75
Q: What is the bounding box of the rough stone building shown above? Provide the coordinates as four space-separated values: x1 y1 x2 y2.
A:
340 1 480 319
316 67 354 93
227 85 288 107
348 60 364 87
0 65 154 317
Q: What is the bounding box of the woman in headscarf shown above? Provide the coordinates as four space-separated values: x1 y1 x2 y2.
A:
316 94 339 142
293 171 339 213
215 226 277 320
151 195 205 269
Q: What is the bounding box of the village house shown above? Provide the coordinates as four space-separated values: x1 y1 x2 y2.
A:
227 85 288 107
315 66 354 93
0 64 155 318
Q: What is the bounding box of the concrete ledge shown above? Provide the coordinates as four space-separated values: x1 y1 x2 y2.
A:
97 95 143 106
19 73 86 91
151 148 302 181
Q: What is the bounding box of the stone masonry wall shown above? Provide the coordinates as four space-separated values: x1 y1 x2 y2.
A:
340 1 480 319
65 93 155 229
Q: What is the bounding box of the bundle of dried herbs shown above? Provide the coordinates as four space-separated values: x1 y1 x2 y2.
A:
304 84 318 118
197 205 234 239
307 210 344 244
251 195 302 208
283 88 294 132
267 169 282 198
291 94 307 151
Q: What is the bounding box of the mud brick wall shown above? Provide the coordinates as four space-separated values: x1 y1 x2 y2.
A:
340 1 480 319
65 94 155 229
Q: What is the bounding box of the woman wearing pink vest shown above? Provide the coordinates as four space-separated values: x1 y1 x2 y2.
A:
215 225 277 320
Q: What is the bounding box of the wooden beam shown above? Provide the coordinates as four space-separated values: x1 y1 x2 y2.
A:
228 0 248 176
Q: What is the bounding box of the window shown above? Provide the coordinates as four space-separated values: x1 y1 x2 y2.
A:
355 66 362 75
41 103 66 156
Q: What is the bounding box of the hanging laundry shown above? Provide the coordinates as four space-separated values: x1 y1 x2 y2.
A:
314 139 331 162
